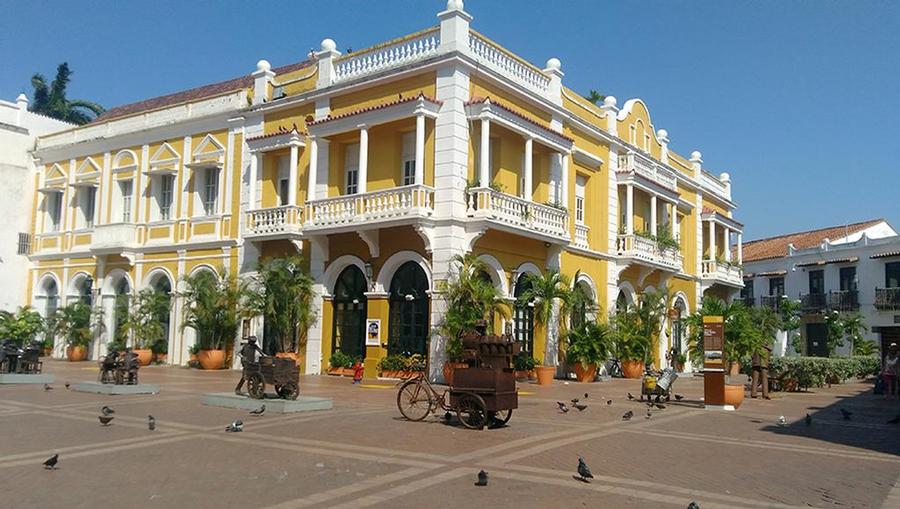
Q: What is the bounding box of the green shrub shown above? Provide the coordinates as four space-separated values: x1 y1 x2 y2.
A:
405 354 425 371
768 356 881 391
377 354 407 372
329 351 354 369
514 352 537 371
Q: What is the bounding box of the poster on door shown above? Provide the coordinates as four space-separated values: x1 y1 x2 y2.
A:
365 319 381 346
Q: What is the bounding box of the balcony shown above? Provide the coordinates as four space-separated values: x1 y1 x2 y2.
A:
573 224 590 250
799 292 827 313
304 184 434 233
827 290 859 312
90 223 138 253
617 152 677 192
467 187 569 242
700 259 744 288
760 295 784 311
616 234 682 272
245 206 302 239
875 287 900 311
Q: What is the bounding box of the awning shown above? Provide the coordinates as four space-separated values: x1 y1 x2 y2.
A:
756 270 787 277
872 251 900 259
795 256 859 267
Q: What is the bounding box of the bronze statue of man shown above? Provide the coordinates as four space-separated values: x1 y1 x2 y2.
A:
750 344 772 399
234 336 265 395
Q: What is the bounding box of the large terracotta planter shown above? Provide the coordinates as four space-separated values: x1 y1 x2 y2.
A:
66 345 88 362
197 349 225 370
535 365 555 385
443 362 467 385
42 347 52 357
621 359 644 379
724 384 745 409
574 363 597 383
515 370 534 381
133 349 153 366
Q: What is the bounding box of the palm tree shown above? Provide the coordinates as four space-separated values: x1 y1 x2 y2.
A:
841 313 869 355
439 254 509 359
250 255 316 355
585 89 605 105
519 270 571 366
180 270 255 351
30 63 104 125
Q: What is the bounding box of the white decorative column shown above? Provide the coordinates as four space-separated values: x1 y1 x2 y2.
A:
523 137 533 201
560 153 569 208
657 129 669 165
251 60 275 106
650 194 658 236
306 236 329 374
671 204 677 237
625 184 634 235
248 153 260 210
415 113 426 185
358 126 368 194
690 150 703 179
737 233 743 264
307 137 318 201
479 117 490 187
724 226 731 262
708 220 716 260
288 142 299 206
315 39 341 89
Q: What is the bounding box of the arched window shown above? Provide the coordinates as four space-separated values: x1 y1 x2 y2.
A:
41 278 59 346
387 262 429 356
571 281 593 330
616 290 628 314
671 298 687 357
513 274 535 357
113 277 131 344
332 266 368 359
149 273 173 349
77 275 93 306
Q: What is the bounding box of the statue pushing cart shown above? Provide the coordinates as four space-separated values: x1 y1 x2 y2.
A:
396 328 519 430
98 347 140 385
242 356 300 400
0 340 42 374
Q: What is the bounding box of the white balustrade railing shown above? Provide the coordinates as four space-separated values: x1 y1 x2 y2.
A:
467 187 568 239
701 259 743 285
468 32 551 96
618 152 677 191
246 206 301 236
700 171 731 201
334 30 440 83
574 224 590 249
91 223 137 250
617 234 683 271
304 185 434 228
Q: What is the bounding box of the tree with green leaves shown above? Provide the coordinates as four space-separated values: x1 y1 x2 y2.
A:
685 295 770 368
610 288 669 365
841 313 869 355
584 89 605 105
52 300 102 349
249 255 316 354
118 289 171 350
439 254 509 360
519 270 571 366
180 270 256 351
30 63 104 125
0 307 45 347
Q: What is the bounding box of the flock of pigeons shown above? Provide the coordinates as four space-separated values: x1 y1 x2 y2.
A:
555 391 684 422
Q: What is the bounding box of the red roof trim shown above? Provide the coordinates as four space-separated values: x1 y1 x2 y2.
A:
307 93 442 126
467 96 575 143
246 124 306 142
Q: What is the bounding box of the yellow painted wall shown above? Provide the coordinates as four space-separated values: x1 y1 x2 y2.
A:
470 78 551 126
330 73 436 117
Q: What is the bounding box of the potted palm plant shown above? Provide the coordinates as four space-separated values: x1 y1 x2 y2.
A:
566 320 612 383
518 270 571 385
250 255 315 366
610 289 667 378
53 300 96 362
180 270 255 370
119 289 170 366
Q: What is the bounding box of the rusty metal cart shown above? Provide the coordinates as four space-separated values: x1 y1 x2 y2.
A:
396 329 519 430
244 356 299 400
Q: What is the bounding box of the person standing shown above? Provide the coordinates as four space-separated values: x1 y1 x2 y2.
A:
751 344 772 400
882 343 899 400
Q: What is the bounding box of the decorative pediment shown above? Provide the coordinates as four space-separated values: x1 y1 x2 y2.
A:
45 163 67 184
112 149 139 172
147 142 181 174
191 134 226 166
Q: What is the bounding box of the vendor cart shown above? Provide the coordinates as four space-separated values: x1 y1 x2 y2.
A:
244 356 299 400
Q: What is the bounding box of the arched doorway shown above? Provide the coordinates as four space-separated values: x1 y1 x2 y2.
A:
388 261 429 356
112 277 131 345
148 272 173 351
332 265 367 359
670 296 687 366
571 280 594 330
37 276 60 351
513 274 535 357
615 290 629 314
70 273 93 306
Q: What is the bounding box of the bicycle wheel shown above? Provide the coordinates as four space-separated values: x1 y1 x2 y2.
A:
456 393 487 430
397 380 433 421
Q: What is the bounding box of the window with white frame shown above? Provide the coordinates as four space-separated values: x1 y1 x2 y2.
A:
202 168 218 216
46 192 62 232
78 187 96 229
401 132 415 186
119 180 133 222
156 175 174 221
345 143 359 195
575 175 586 224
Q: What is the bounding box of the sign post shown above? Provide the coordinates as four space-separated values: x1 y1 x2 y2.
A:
702 316 730 410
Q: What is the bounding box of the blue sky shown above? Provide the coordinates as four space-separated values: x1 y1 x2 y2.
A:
1 0 897 240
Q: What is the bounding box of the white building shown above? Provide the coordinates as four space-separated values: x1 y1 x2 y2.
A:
740 219 900 357
0 95 72 311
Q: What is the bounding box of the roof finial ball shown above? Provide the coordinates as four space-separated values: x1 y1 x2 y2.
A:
256 60 271 73
603 96 617 108
656 128 668 140
447 0 464 11
690 150 703 162
545 57 561 71
719 172 731 184
321 38 337 52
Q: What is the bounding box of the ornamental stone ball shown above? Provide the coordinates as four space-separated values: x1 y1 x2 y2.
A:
657 128 668 140
603 96 617 107
545 57 561 71
256 60 271 73
690 150 703 161
447 0 464 11
719 172 731 183
320 38 337 52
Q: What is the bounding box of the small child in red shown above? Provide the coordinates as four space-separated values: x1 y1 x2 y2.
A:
352 359 364 384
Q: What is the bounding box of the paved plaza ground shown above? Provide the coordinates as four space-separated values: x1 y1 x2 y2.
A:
3 361 900 509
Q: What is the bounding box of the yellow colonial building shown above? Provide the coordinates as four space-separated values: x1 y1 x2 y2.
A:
26 0 743 378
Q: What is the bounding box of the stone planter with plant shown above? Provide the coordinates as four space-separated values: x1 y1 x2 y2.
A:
566 321 612 383
53 300 99 362
328 351 355 376
250 255 316 365
119 288 171 366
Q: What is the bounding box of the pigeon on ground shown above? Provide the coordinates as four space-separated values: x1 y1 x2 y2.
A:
64 382 70 390
840 408 852 420
655 403 666 410
43 384 52 391
98 415 114 426
148 415 156 431
570 398 580 405
475 470 489 486
606 399 613 406
557 401 569 413
805 413 812 426
627 393 635 400
645 409 652 419
687 502 700 509
101 406 115 416
225 420 243 432
776 415 786 427
674 394 684 401
573 403 587 412
887 415 900 424
622 410 634 421
584 393 589 399
249 404 266 416
42 454 58 470
577 456 593 482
